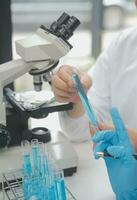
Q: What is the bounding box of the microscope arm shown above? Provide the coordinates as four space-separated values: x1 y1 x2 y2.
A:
0 59 33 125
0 58 59 125
0 59 33 87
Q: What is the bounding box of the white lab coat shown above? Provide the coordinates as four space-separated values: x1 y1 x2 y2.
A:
59 26 137 142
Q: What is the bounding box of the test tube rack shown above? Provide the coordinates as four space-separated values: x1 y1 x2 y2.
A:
2 169 76 200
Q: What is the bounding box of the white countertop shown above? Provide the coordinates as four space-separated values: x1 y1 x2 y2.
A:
0 113 115 200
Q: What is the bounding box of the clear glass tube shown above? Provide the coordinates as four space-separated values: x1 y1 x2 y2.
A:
21 139 67 200
21 140 31 156
30 139 44 199
31 139 39 174
21 140 32 199
21 140 32 176
55 169 67 200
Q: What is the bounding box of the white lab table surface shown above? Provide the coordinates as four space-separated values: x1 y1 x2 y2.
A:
0 113 115 200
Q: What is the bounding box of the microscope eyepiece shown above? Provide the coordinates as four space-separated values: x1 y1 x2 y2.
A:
49 12 80 41
56 12 70 26
67 16 81 32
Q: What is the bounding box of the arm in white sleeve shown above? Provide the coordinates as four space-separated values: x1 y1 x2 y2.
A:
58 111 91 142
58 31 124 141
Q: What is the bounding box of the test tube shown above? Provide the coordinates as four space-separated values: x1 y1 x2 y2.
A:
48 172 57 200
21 140 32 175
55 169 67 200
38 142 48 200
71 72 98 129
31 139 42 198
31 139 40 174
38 142 45 176
21 140 32 199
44 159 56 200
21 140 30 154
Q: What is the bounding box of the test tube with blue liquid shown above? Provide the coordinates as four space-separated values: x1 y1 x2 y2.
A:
48 173 56 200
21 140 32 199
38 142 49 200
22 138 67 200
31 139 40 175
71 72 98 129
31 139 44 199
39 142 47 171
55 169 67 200
44 158 57 200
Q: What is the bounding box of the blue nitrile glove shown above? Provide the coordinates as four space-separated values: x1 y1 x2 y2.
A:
92 107 137 200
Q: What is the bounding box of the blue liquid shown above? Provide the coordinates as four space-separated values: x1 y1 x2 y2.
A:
79 92 98 127
22 144 67 200
23 154 32 199
32 146 39 174
72 73 98 128
23 154 32 175
49 186 56 200
55 179 67 200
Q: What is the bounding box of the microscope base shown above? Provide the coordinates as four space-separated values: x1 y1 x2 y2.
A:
47 142 78 177
63 166 77 177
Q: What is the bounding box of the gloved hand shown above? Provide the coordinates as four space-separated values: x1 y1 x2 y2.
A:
92 107 137 200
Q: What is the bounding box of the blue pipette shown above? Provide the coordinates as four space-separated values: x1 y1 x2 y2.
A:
71 72 98 128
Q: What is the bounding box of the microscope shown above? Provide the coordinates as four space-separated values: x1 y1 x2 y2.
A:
0 13 80 175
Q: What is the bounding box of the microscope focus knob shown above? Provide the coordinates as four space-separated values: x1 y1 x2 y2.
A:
0 124 11 148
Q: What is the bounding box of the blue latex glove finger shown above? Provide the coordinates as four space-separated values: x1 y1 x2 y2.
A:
106 145 134 165
107 145 126 159
93 141 108 159
92 130 116 143
110 107 130 144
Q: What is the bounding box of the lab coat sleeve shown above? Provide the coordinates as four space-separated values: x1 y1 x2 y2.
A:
58 111 91 142
58 33 122 141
